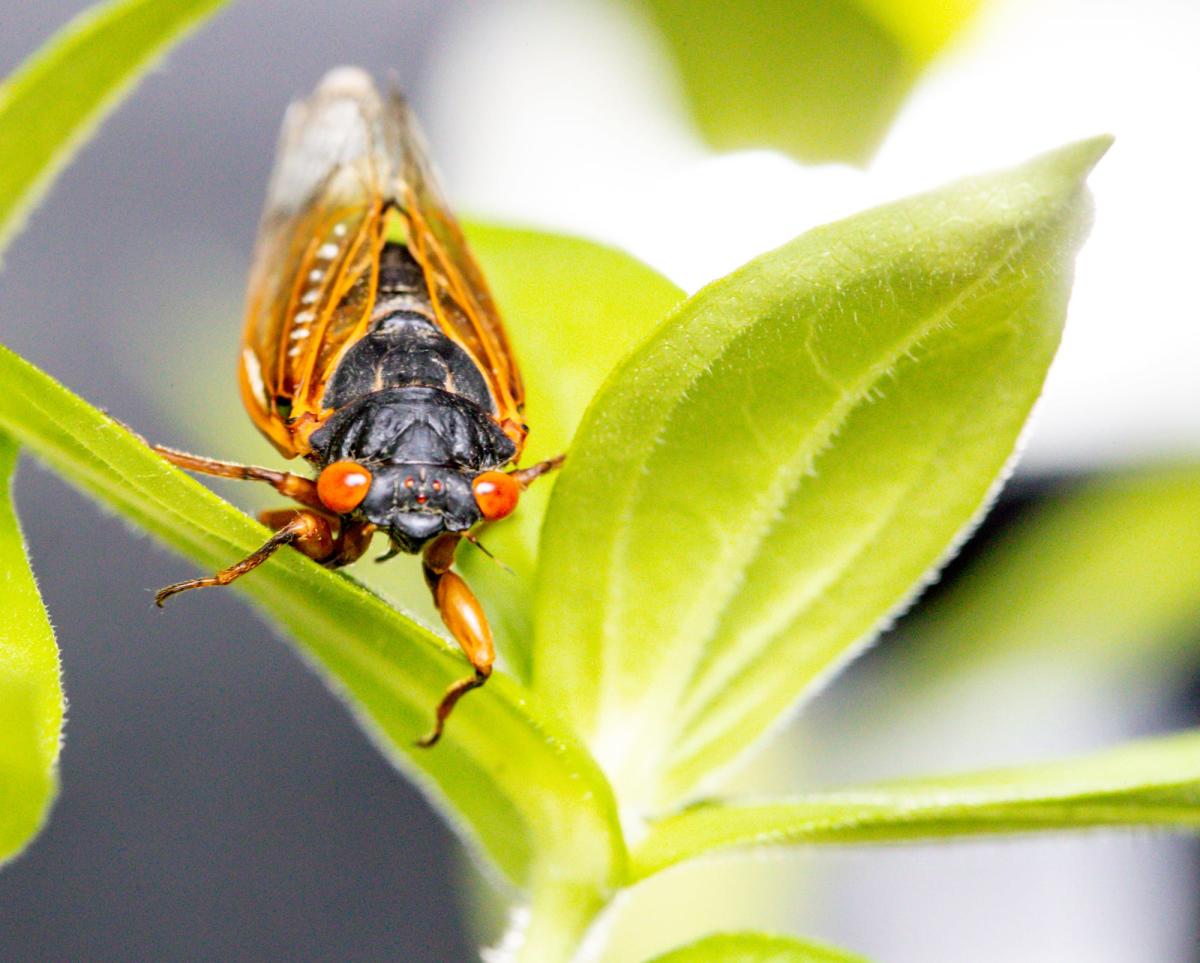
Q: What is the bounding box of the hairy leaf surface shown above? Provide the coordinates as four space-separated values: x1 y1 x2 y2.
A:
0 438 61 865
533 139 1110 809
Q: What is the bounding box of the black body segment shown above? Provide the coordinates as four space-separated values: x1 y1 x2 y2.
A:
322 315 496 414
310 386 515 469
308 241 516 552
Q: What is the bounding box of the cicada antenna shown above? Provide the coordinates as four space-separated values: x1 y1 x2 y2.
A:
463 532 514 575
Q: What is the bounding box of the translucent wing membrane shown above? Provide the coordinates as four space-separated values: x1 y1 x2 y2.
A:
386 92 526 444
239 68 389 454
239 68 525 459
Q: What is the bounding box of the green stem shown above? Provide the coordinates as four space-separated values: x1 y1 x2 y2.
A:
507 878 610 963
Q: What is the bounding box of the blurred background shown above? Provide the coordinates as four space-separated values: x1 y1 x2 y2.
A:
0 0 1198 960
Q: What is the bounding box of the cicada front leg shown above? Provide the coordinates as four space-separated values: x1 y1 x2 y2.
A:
154 509 374 605
411 454 566 745
510 452 565 490
417 532 495 748
155 509 333 606
258 509 376 568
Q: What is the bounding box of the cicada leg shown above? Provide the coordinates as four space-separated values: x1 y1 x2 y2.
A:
411 456 566 745
417 533 495 748
510 452 565 490
257 509 375 568
153 444 323 510
155 510 331 606
154 510 374 605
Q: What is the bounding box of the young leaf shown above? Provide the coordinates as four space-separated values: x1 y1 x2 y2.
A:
636 0 980 165
0 435 62 865
533 137 1110 810
0 0 230 253
647 931 869 963
0 344 624 897
630 729 1200 880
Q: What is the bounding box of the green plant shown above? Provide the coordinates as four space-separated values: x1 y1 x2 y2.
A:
3 3 1199 961
634 0 981 164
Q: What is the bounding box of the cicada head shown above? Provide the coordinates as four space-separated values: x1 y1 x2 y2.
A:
350 463 482 554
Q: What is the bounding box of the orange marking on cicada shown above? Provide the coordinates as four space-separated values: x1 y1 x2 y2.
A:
292 203 383 411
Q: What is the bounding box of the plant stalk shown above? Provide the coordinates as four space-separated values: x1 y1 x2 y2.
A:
496 878 609 963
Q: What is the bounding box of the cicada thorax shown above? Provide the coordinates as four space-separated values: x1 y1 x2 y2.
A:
306 242 517 553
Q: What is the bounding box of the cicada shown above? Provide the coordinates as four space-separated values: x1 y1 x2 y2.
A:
154 68 561 746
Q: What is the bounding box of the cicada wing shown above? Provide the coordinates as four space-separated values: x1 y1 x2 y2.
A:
239 67 389 456
383 90 527 452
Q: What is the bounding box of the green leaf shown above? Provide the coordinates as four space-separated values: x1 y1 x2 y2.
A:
636 0 981 165
447 225 684 680
903 465 1200 686
0 344 624 899
646 931 869 963
532 137 1109 811
0 0 230 253
0 435 62 865
631 729 1200 880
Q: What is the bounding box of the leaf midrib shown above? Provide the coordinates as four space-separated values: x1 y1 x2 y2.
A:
665 304 1031 776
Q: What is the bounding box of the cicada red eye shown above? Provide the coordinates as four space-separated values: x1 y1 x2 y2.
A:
317 460 372 514
472 471 519 522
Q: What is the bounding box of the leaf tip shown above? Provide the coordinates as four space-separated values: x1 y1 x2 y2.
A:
1039 134 1114 181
